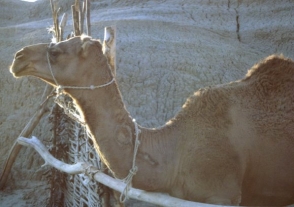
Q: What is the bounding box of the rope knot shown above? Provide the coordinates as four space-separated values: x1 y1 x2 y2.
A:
84 165 100 180
129 166 138 176
56 85 64 95
120 166 137 203
119 119 141 203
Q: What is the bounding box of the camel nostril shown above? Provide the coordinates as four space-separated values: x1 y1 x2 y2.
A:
15 51 24 59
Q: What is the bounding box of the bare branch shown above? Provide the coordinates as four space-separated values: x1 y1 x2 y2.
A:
79 0 85 34
16 136 231 207
18 136 86 174
86 0 91 36
72 4 80 36
59 13 68 41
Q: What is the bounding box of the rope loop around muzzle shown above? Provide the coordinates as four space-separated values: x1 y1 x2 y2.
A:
46 51 115 94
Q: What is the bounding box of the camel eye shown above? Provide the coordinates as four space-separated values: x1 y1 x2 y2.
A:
49 49 61 57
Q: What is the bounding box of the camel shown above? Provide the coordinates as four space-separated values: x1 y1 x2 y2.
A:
9 35 294 206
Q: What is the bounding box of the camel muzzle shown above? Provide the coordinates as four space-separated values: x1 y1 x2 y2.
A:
10 43 49 77
10 49 31 77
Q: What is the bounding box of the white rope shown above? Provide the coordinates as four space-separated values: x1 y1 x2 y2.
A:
46 51 115 94
120 119 141 203
57 78 115 91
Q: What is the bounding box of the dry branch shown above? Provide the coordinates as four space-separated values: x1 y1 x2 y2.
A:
72 4 80 36
17 136 232 207
79 0 85 34
50 0 61 42
86 0 91 36
0 86 53 189
59 13 68 41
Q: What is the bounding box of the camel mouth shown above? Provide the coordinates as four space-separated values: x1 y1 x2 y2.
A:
10 48 33 77
10 61 31 77
10 59 53 84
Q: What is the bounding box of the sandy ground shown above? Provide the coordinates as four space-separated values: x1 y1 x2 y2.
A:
0 0 293 206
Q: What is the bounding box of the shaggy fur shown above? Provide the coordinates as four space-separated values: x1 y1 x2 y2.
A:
10 36 294 206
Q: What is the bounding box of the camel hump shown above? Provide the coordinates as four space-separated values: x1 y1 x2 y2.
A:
244 55 294 96
245 55 294 81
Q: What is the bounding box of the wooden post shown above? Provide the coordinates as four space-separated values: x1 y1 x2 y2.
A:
72 4 80 36
78 0 84 34
86 0 91 36
50 0 61 41
59 13 68 41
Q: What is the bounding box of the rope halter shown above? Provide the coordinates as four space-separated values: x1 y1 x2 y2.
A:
46 51 115 95
46 49 114 125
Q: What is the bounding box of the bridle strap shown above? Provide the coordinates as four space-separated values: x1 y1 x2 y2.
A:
46 51 114 93
47 52 59 86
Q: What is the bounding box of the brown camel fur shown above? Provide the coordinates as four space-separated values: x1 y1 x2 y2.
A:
10 35 294 206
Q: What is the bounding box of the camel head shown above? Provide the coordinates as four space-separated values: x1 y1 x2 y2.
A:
10 35 111 89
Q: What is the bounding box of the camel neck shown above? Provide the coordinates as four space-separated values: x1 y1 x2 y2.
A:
67 80 136 175
64 77 176 191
